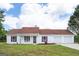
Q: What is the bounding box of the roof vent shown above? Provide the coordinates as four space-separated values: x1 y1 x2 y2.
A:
35 25 37 27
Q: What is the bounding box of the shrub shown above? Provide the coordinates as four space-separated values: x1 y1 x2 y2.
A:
0 34 6 42
74 34 79 43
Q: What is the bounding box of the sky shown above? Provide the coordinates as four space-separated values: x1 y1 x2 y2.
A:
0 0 79 30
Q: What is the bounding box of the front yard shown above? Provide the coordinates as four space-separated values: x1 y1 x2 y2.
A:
0 42 79 56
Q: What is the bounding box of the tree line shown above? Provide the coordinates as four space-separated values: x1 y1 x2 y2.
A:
0 9 6 42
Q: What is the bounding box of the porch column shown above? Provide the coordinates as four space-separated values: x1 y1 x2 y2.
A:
17 36 20 44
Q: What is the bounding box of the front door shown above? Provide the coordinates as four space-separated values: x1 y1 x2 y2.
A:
42 36 48 44
33 36 36 43
44 36 48 44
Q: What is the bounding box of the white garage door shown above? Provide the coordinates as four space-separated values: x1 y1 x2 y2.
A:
63 36 73 43
53 36 62 43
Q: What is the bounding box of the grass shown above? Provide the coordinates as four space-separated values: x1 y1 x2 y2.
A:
0 42 79 56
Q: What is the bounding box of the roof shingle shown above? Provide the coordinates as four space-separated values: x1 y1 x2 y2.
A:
7 27 73 35
39 29 73 35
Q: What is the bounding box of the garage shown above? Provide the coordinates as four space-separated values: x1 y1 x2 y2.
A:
52 35 74 43
63 35 74 43
53 36 62 43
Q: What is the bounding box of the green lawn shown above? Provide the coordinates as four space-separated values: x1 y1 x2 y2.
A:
0 42 79 56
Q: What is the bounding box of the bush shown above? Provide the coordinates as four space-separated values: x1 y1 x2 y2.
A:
74 34 79 43
0 35 6 42
0 30 7 42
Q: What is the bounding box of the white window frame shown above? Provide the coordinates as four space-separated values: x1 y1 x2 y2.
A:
11 36 17 42
42 36 47 42
24 36 30 42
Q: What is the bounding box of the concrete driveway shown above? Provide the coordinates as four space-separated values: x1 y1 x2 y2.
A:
57 43 79 50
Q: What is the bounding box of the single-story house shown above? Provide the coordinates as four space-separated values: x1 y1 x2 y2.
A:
7 27 74 44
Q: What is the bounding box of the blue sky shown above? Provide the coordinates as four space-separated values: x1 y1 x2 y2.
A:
6 3 24 17
0 3 78 30
5 3 48 17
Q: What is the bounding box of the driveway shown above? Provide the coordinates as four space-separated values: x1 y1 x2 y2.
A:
57 43 79 50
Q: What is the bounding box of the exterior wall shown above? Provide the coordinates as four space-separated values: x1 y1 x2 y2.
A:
7 34 74 44
36 35 74 44
62 35 74 43
7 33 39 44
36 35 54 44
7 35 17 44
18 33 38 44
20 36 33 44
36 35 45 44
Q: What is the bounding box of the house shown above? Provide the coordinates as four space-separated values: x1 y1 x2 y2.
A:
7 27 74 44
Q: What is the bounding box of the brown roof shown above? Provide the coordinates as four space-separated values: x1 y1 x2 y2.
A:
19 27 39 34
7 29 20 34
7 27 39 34
39 29 73 35
7 27 73 35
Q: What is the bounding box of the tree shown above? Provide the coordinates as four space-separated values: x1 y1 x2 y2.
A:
0 9 6 41
74 34 79 43
68 5 79 34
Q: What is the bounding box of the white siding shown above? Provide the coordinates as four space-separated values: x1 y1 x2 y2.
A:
7 34 74 44
48 36 54 43
36 35 43 44
7 35 17 44
37 35 62 44
53 35 62 43
36 35 74 44
20 36 33 44
62 35 74 43
18 33 38 44
17 36 21 44
7 35 10 43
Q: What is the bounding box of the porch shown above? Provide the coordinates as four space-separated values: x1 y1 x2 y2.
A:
8 35 37 44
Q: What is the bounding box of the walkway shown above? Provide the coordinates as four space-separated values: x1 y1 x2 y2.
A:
58 43 79 50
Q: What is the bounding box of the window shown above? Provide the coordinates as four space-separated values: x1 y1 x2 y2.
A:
24 36 30 42
11 36 17 42
33 36 36 43
42 36 47 42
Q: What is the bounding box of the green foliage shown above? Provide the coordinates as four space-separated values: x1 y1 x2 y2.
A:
0 9 6 41
68 5 79 34
74 34 79 43
74 5 79 17
0 10 4 18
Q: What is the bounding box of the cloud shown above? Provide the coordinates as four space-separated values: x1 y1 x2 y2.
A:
18 3 55 29
21 3 47 15
2 2 79 30
3 24 12 30
0 3 15 30
19 14 53 28
3 15 19 29
1 0 79 3
16 3 77 29
0 3 14 11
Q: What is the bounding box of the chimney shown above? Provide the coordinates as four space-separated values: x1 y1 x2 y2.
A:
35 25 37 27
34 25 39 29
